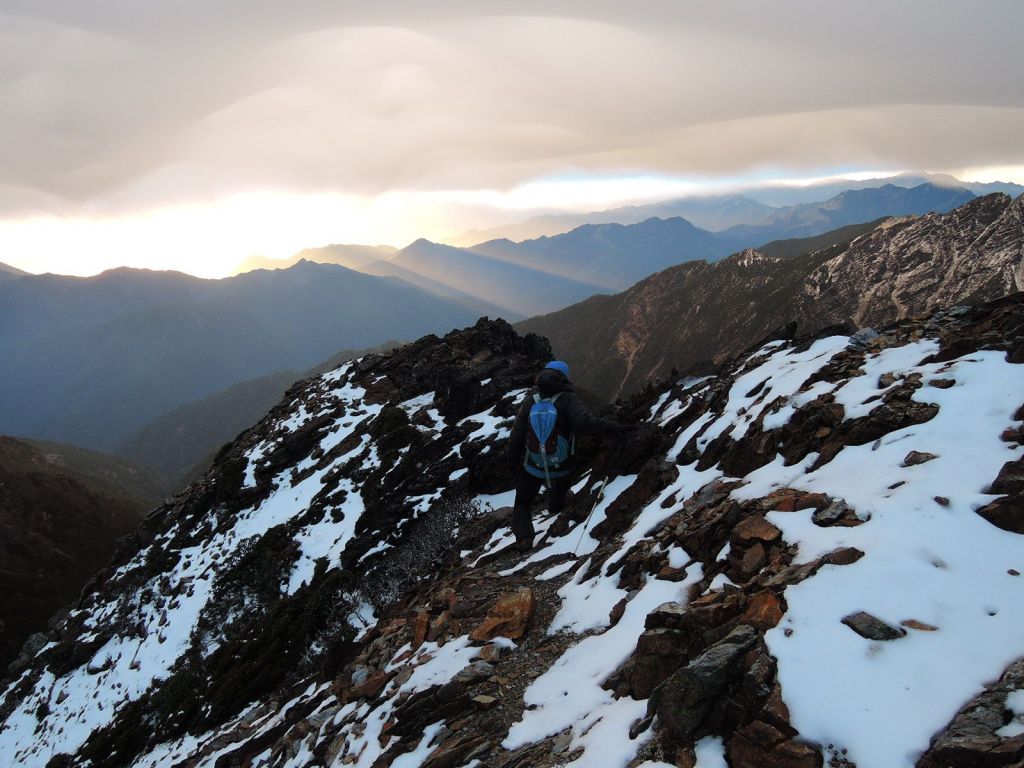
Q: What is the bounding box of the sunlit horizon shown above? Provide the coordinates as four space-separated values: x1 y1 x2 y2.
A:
3 164 1021 280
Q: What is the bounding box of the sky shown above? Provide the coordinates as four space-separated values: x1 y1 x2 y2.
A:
1 0 1023 277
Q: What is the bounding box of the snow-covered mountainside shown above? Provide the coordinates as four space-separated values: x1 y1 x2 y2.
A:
2 302 1023 768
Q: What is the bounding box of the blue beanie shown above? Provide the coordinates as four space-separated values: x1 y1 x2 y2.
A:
545 360 570 379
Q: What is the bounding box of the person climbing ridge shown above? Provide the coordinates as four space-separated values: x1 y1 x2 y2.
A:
506 360 629 552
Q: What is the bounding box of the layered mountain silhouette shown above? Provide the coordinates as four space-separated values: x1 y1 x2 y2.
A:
269 183 975 305
451 177 987 245
233 243 397 274
520 193 1024 398
0 436 163 669
0 260 490 453
0 261 27 280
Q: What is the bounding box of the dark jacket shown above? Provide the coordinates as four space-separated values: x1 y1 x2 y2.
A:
508 368 621 466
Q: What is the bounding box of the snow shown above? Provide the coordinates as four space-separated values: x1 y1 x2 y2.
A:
696 335 850 448
694 735 728 767
732 346 1024 767
504 564 703 766
390 723 444 768
497 474 637 576
997 689 1024 737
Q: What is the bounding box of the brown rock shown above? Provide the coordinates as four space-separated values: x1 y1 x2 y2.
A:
743 592 784 629
901 619 939 632
473 643 505 663
933 496 950 506
349 669 391 700
471 695 497 709
927 378 956 388
733 514 783 544
727 720 823 768
825 547 865 566
608 597 627 627
990 458 1024 495
793 492 831 511
469 588 535 642
975 495 1024 534
902 450 938 467
412 610 430 648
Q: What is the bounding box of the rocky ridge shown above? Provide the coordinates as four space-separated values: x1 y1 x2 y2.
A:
1 299 1023 768
520 193 1024 399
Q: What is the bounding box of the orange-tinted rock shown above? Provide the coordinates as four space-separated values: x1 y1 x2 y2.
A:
901 619 939 632
469 588 535 642
349 669 390 700
733 514 783 544
793 492 831 511
743 592 784 629
412 609 430 648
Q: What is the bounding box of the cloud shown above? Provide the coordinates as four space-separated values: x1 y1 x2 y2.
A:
0 0 1022 217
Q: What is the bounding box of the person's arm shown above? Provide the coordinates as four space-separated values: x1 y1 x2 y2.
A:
507 398 531 462
562 393 622 437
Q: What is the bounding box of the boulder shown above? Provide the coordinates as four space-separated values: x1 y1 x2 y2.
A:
648 624 758 741
841 611 906 641
469 588 535 642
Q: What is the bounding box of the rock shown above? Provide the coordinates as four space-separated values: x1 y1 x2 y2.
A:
990 458 1024 495
608 598 627 627
742 592 784 629
469 588 535 642
470 695 497 709
841 611 906 641
902 450 938 467
473 643 505 664
849 328 880 348
645 601 689 630
919 658 1024 768
934 496 950 506
455 661 495 685
927 378 956 388
811 499 861 527
975 495 1024 534
727 720 823 768
348 670 390 700
900 619 939 632
550 732 573 755
732 514 783 545
648 624 758 741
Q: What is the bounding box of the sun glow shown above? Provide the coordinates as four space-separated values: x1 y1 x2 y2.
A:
0 191 449 279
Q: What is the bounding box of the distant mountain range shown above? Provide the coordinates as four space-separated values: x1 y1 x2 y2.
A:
450 173 1021 244
0 436 161 670
233 243 397 274
255 183 976 305
0 261 487 453
0 261 27 280
519 193 1024 399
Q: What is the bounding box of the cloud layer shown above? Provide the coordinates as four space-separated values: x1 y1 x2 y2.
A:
1 0 1023 218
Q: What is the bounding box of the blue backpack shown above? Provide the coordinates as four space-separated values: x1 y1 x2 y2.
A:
524 393 574 484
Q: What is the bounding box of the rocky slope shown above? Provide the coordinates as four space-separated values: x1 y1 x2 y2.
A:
521 193 1024 399
0 437 160 671
2 299 1022 768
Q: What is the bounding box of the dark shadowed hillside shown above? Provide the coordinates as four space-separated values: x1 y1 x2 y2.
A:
0 437 158 670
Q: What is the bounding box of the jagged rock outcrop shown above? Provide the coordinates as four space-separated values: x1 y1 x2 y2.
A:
520 193 1024 399
2 298 1023 768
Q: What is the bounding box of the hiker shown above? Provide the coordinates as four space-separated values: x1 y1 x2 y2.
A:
507 360 628 551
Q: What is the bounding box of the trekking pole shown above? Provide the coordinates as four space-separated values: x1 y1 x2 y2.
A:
572 441 625 557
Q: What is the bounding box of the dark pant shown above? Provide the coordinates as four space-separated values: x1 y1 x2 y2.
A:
511 472 570 543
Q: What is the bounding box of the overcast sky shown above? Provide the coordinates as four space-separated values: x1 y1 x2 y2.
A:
2 1 1023 275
